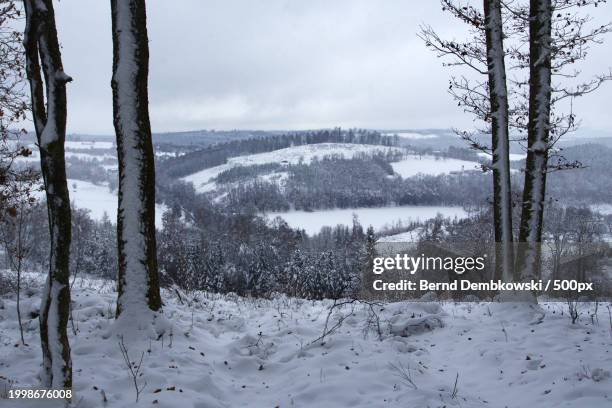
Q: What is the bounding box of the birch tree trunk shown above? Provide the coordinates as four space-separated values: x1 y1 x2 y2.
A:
23 0 72 389
111 0 162 318
516 0 553 284
483 0 514 282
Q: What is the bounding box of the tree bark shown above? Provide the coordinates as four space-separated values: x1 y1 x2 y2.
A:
483 0 514 282
516 0 553 283
23 0 72 389
111 0 162 317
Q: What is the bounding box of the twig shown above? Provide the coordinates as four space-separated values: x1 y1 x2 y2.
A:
117 336 147 402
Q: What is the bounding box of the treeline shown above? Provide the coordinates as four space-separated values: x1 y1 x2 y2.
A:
158 205 367 299
155 182 374 299
218 155 491 212
158 128 398 179
547 144 612 204
0 204 117 283
1 192 368 300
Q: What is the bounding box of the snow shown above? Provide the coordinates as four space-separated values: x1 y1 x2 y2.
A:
33 179 165 228
65 152 116 161
378 228 423 243
182 143 403 193
266 205 467 235
64 141 114 150
13 144 116 164
477 152 526 161
390 155 480 178
0 274 610 407
383 132 439 140
590 204 612 215
258 171 289 185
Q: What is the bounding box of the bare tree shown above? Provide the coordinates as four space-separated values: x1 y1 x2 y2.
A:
515 0 554 283
111 0 162 319
23 0 72 389
420 0 611 286
419 0 515 281
0 1 37 221
0 197 36 345
544 204 570 280
512 0 611 282
485 0 515 281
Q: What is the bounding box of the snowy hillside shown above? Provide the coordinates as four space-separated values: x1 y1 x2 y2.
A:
390 155 480 178
181 143 403 193
0 275 609 408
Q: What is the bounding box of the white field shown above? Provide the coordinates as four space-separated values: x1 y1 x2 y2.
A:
477 152 526 161
12 143 116 164
0 275 610 408
383 132 439 139
390 155 480 178
65 140 114 150
35 179 165 227
266 205 467 235
182 143 403 193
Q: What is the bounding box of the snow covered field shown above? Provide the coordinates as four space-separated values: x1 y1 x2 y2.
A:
182 143 403 193
266 205 467 235
12 141 117 165
0 274 609 408
383 132 440 140
35 180 165 227
477 152 526 162
64 141 114 150
390 155 480 178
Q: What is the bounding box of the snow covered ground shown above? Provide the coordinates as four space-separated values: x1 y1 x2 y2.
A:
378 228 423 243
182 143 403 193
266 205 467 235
0 274 609 407
390 155 480 178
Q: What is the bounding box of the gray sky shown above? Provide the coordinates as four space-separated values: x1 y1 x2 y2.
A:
52 0 612 135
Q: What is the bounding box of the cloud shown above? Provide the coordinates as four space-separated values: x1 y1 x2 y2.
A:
49 0 612 134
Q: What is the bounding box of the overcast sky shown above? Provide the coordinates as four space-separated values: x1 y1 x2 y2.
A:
50 0 612 135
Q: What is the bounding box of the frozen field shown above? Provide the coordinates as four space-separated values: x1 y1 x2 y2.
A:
266 205 467 235
390 155 480 178
182 143 403 193
0 274 609 408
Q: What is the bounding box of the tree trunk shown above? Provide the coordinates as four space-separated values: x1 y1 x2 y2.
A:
23 0 72 389
516 0 552 283
483 0 514 282
111 0 162 318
